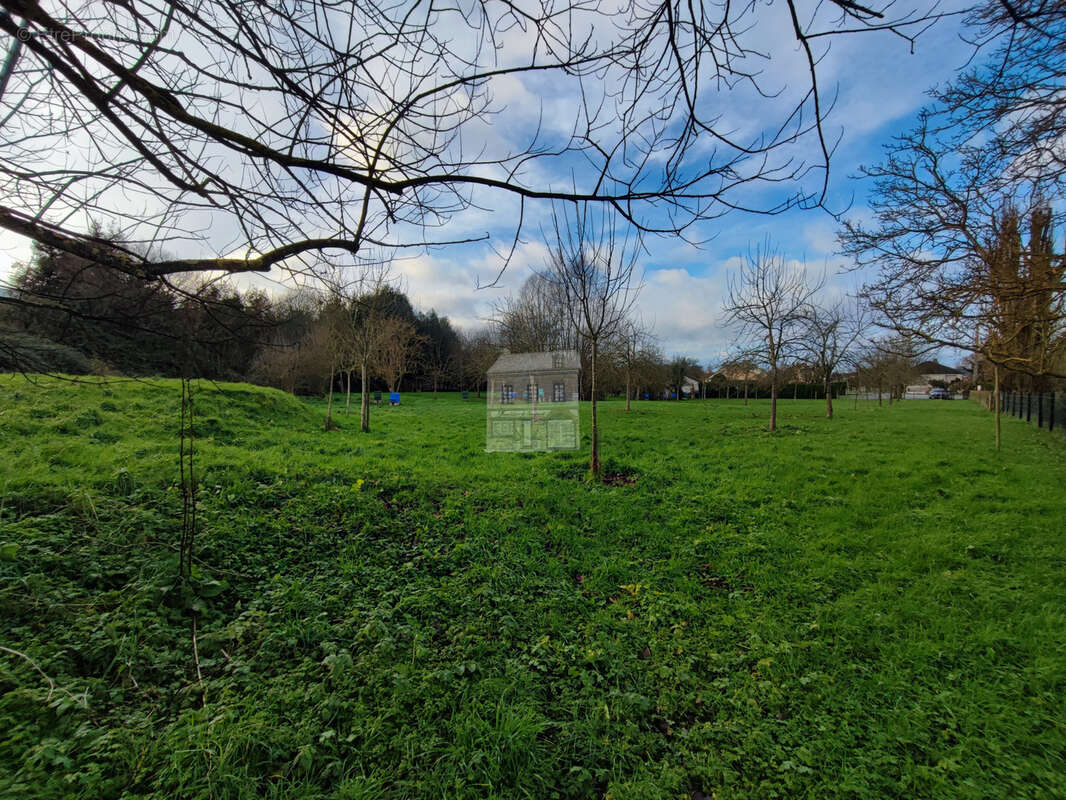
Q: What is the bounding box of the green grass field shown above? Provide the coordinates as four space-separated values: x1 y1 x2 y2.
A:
1 376 1065 799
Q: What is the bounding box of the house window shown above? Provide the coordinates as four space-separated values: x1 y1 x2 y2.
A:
526 383 538 402
501 384 513 404
553 382 565 402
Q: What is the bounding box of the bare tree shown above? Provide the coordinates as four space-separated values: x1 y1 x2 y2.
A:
716 356 762 404
293 308 341 430
612 316 653 411
799 297 868 418
458 328 499 397
248 288 321 394
637 343 671 402
374 317 423 394
0 0 944 291
668 356 702 400
852 341 885 407
491 274 576 354
869 336 922 404
347 276 396 432
934 1 1066 192
724 241 822 431
842 114 1066 380
544 202 641 478
419 310 460 396
316 297 358 431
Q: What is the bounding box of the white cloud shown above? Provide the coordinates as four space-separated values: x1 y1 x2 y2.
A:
636 266 736 364
803 218 840 256
391 239 549 331
0 232 33 286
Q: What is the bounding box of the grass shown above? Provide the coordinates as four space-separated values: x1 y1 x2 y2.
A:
1 375 1065 799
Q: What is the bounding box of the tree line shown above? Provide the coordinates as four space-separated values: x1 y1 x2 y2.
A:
0 232 951 408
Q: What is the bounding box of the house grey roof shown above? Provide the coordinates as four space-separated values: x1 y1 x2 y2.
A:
487 350 580 374
916 360 966 375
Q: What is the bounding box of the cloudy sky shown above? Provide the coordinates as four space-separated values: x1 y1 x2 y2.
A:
0 1 979 367
382 4 976 366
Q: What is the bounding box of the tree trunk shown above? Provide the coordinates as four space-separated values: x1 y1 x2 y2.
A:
345 370 351 414
590 341 600 477
744 382 748 405
770 367 778 431
825 376 833 419
325 364 335 430
877 379 883 407
360 360 370 433
625 370 631 411
994 363 1001 452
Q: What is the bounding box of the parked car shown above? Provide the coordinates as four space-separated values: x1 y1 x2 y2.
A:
929 387 951 400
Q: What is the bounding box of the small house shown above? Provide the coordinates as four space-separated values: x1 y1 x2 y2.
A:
681 375 701 397
916 361 968 386
486 350 580 451
908 360 969 397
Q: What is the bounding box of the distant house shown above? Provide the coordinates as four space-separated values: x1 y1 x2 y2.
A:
907 360 968 397
677 375 699 397
916 360 968 385
712 365 765 383
485 350 581 451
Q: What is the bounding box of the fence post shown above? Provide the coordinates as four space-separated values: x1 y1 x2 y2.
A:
1051 392 1056 432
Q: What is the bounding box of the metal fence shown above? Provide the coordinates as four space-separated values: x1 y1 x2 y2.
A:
972 390 1064 433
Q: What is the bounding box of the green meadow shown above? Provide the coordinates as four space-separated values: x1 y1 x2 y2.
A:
1 376 1064 799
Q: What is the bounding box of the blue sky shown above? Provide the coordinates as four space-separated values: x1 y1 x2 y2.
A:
379 3 977 367
0 2 978 368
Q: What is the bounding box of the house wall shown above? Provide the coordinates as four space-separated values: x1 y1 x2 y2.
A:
487 370 579 403
485 369 580 451
921 373 965 384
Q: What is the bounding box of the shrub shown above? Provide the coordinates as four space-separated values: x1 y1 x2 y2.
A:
0 333 92 375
